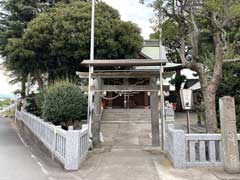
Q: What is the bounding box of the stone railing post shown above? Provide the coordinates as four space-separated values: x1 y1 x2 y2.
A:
165 124 174 152
172 128 186 168
219 96 240 173
64 130 80 170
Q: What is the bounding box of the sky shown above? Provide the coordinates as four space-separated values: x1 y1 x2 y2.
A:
102 0 154 39
0 61 19 96
0 0 154 95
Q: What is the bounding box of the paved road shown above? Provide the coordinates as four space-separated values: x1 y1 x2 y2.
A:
0 116 52 180
73 121 224 180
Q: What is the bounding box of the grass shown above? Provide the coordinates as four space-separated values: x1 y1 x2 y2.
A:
0 99 14 117
0 99 11 108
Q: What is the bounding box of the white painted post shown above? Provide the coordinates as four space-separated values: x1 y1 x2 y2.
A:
52 127 57 160
64 130 80 170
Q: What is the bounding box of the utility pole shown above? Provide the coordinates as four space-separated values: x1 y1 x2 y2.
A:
159 1 168 151
87 0 95 137
90 0 95 61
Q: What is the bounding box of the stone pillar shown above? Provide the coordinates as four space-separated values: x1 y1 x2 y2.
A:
219 96 240 173
92 78 102 147
65 131 81 170
167 124 186 168
150 77 160 146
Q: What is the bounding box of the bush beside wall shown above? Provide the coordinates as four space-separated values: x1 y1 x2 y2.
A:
42 81 87 127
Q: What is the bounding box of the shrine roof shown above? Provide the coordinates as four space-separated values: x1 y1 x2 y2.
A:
76 70 174 79
81 59 168 67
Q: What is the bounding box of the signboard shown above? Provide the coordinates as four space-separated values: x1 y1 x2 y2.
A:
180 89 193 110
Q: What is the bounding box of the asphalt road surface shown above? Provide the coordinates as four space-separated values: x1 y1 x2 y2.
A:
0 116 50 180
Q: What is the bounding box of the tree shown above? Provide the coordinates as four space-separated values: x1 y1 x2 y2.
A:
0 0 51 96
150 19 185 111
0 0 73 94
141 0 240 132
217 62 240 131
150 19 182 63
9 1 143 84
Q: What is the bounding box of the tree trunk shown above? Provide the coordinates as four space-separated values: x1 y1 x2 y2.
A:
194 63 219 133
21 79 26 98
21 78 27 110
36 76 44 89
175 70 183 112
203 88 218 133
203 31 224 133
175 91 182 112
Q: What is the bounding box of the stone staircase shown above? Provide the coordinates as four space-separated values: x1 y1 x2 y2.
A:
101 109 151 124
101 108 152 148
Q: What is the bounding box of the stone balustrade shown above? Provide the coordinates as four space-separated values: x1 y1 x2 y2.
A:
166 124 240 168
15 110 89 170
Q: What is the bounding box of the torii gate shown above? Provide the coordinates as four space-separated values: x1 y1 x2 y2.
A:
80 59 168 149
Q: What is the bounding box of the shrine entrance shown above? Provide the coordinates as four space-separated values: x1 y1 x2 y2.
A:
104 91 147 109
102 78 150 109
79 59 168 149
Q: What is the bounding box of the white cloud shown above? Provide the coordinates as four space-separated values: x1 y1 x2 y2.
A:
102 0 154 39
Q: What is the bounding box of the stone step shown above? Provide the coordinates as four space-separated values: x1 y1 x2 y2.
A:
102 114 151 117
102 112 151 116
101 119 151 123
102 116 151 120
103 111 151 114
102 114 150 116
103 109 151 113
102 119 151 122
101 109 152 124
101 121 151 124
104 108 151 110
102 112 151 115
102 112 151 114
102 116 151 119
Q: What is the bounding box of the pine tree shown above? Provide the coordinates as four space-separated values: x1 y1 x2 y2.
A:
0 0 49 96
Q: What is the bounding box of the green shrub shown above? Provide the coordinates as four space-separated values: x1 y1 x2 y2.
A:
34 90 45 116
24 91 44 116
25 95 38 114
42 81 87 126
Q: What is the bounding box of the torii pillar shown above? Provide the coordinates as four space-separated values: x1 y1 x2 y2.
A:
92 77 103 147
150 77 160 146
